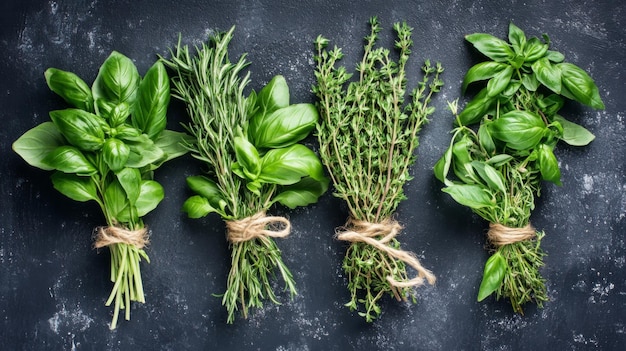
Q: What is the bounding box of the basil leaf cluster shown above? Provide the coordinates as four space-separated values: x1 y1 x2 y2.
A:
12 51 190 329
15 52 189 223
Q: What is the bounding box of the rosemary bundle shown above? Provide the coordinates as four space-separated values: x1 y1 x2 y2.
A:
435 23 604 313
313 17 443 321
162 27 328 323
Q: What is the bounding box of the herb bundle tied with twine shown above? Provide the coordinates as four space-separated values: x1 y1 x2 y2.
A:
162 27 328 323
313 17 443 321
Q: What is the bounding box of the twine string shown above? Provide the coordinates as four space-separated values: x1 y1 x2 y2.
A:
336 218 436 288
226 212 291 244
94 226 149 249
487 222 536 247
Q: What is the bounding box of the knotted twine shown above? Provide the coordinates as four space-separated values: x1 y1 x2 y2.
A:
487 222 536 247
225 211 291 244
93 226 149 249
336 218 436 288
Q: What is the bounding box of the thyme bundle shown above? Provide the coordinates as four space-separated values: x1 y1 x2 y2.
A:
313 17 443 321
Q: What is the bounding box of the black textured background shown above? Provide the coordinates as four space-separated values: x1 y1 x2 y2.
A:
1 1 625 350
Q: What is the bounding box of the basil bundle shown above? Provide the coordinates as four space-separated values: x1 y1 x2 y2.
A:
162 28 328 323
13 52 189 329
435 23 604 313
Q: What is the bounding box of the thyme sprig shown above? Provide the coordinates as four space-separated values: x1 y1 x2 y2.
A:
314 17 443 321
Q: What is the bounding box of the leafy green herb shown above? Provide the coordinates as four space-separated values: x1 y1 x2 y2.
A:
13 52 189 329
435 23 604 313
162 27 328 323
313 17 442 322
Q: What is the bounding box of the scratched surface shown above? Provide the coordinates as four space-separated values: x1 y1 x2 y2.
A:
1 0 625 350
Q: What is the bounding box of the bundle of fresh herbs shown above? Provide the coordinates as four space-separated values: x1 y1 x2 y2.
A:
12 52 190 329
313 17 443 321
162 27 328 323
434 23 604 313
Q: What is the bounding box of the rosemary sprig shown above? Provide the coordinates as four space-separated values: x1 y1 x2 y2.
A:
313 17 443 321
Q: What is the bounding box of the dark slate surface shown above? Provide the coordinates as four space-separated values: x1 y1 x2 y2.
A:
1 0 625 350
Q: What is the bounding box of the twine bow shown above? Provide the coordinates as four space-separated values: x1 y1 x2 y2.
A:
94 226 149 249
225 212 291 244
487 222 536 247
336 218 436 287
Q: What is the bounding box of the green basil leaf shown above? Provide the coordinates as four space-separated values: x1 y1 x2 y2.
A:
253 74 289 118
508 23 526 54
49 109 105 151
114 124 142 139
458 88 495 126
471 161 506 193
465 33 515 62
545 50 565 63
102 138 130 172
552 115 595 146
108 102 131 127
234 134 261 179
462 61 508 93
122 134 165 168
486 65 514 97
246 180 262 196
13 122 65 171
154 130 192 162
44 68 94 112
116 167 141 205
451 135 477 184
50 172 99 202
488 110 546 150
558 62 605 109
532 58 562 94
94 99 116 120
500 79 521 99
486 154 513 167
273 176 329 209
521 72 540 91
523 37 548 62
251 104 318 149
43 146 97 175
477 252 507 301
182 195 218 219
92 51 140 107
133 61 170 139
186 175 226 211
104 178 130 222
538 144 561 185
478 123 496 154
258 144 325 185
442 184 494 209
537 94 564 119
433 144 453 184
135 180 164 216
